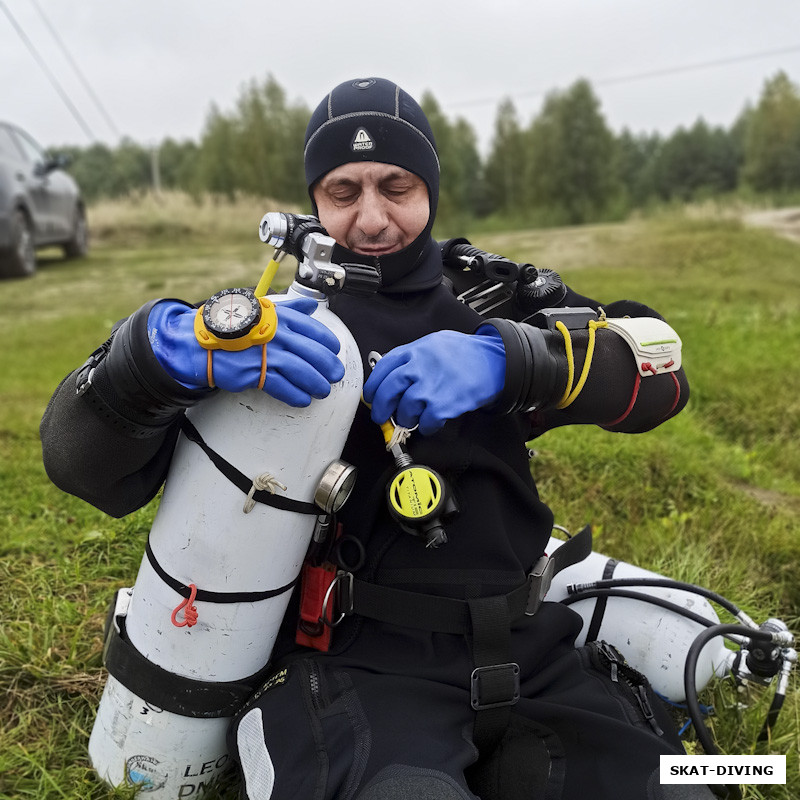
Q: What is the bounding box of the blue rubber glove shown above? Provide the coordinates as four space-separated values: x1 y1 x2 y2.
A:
148 296 345 407
362 326 506 435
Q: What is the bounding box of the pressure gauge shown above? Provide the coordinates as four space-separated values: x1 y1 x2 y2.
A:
314 460 358 514
202 288 261 340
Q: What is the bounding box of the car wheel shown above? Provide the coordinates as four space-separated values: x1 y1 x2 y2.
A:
0 209 36 279
64 205 89 259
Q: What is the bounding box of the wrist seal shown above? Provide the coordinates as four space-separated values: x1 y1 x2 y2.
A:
480 318 565 414
76 299 212 437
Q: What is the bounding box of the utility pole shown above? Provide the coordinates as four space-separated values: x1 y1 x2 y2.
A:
151 143 162 197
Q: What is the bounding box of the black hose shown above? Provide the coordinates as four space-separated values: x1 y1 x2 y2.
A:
562 588 728 631
683 624 786 800
757 690 785 742
684 624 777 755
569 577 742 618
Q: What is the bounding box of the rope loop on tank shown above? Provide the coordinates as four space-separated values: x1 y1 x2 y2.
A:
243 473 288 514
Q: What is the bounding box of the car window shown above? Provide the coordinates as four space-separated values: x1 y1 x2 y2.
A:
0 126 22 160
11 128 46 167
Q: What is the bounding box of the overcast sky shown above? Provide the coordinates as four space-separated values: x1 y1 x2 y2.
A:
2 0 799 154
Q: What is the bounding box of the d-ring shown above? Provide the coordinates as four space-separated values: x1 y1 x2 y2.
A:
320 571 352 628
390 417 419 433
366 351 420 433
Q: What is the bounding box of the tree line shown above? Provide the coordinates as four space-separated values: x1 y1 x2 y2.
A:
59 71 800 228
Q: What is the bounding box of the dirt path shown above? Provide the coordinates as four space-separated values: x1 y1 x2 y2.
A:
743 206 800 243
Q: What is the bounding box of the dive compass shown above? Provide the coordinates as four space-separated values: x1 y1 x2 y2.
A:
195 288 278 351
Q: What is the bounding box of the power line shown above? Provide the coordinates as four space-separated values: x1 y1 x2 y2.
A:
28 0 120 139
596 44 800 90
0 0 96 141
447 44 800 110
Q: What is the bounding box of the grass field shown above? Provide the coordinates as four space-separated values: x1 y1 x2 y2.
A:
1 193 798 798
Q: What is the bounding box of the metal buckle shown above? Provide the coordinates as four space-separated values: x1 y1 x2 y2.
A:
470 663 521 710
75 342 110 396
525 555 555 616
75 364 96 396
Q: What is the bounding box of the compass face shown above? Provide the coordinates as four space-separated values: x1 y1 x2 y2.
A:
202 288 260 339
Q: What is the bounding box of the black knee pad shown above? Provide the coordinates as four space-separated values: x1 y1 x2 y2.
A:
356 765 475 800
465 715 562 800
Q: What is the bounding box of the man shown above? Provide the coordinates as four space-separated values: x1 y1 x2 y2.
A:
41 78 711 799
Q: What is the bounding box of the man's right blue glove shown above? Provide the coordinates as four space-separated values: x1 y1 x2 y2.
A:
363 327 506 435
148 296 345 407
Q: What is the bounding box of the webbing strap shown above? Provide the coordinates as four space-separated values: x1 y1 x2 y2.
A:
348 577 531 634
341 526 592 755
469 595 519 753
145 536 298 604
346 525 593 632
585 557 619 643
179 416 319 515
548 524 594 576
103 617 271 718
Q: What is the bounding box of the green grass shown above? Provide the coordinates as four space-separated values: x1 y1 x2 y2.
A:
1 200 798 798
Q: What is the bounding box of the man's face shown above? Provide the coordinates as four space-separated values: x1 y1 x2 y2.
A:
313 162 429 256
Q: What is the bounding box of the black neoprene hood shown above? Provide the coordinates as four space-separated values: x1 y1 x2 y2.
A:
304 77 442 292
304 77 440 211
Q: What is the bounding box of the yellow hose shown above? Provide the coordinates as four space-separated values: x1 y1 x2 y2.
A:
254 258 281 297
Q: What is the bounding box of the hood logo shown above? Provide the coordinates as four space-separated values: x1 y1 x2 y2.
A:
352 127 375 152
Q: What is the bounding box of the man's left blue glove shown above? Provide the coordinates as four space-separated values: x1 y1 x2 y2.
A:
362 327 506 435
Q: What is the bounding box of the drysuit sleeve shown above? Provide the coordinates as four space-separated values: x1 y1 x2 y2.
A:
482 299 689 437
40 300 211 517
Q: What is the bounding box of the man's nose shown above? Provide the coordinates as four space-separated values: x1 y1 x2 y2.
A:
355 195 389 237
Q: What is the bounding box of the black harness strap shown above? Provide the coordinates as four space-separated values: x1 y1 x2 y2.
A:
585 557 619 643
346 577 531 634
337 526 593 755
343 525 592 632
145 536 298 603
468 595 519 753
179 416 319 515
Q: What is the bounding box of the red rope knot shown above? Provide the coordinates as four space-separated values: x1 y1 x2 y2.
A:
640 362 658 375
171 583 199 627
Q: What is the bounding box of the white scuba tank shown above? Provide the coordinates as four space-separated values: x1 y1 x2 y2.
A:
546 537 735 701
89 283 363 797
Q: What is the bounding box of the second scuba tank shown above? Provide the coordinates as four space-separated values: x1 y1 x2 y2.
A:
545 537 734 701
88 282 363 797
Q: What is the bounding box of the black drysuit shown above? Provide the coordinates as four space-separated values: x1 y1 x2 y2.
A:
40 240 711 800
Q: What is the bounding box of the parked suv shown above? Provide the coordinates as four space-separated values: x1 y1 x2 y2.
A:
0 121 87 278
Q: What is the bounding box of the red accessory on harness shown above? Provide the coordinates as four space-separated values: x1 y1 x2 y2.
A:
296 562 338 652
